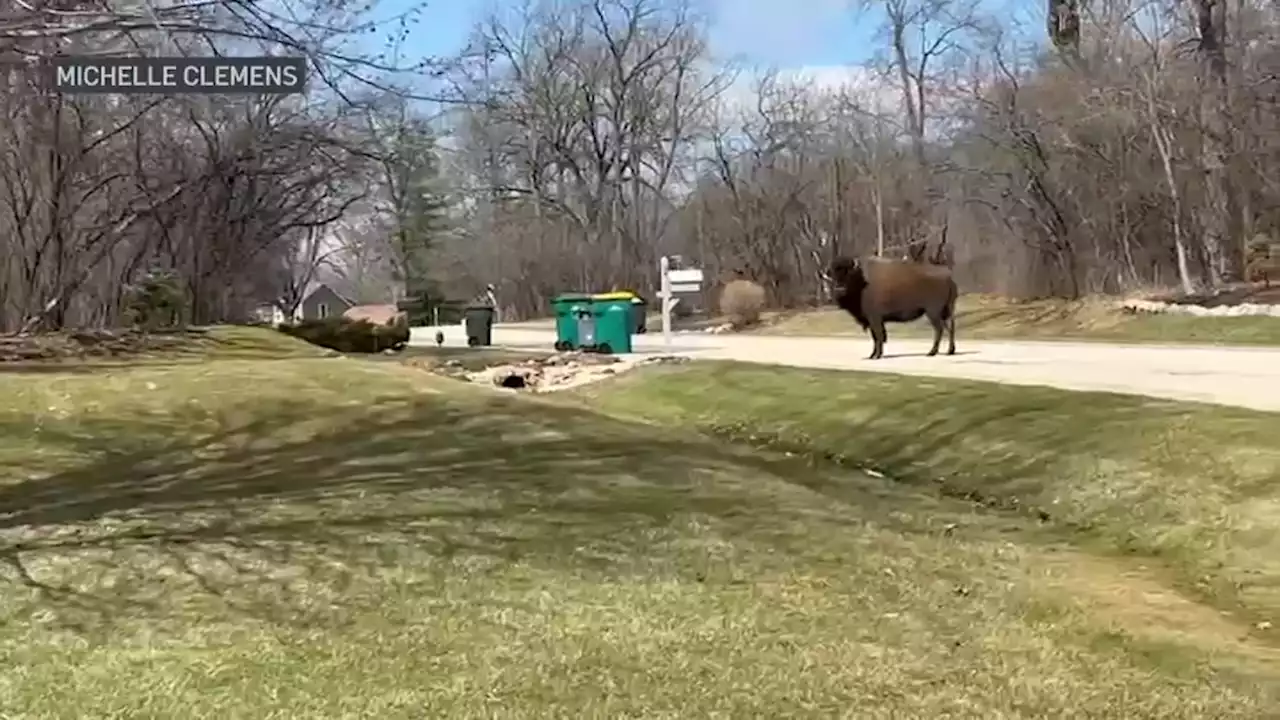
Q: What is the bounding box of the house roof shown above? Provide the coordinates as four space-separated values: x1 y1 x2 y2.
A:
343 304 406 326
302 282 354 306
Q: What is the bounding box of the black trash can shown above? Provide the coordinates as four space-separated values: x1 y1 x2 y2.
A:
464 305 496 347
631 297 647 334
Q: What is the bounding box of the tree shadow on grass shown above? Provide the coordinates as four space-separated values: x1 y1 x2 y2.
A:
0 356 328 376
0 327 326 376
954 302 1088 333
608 363 1280 619
0 391 992 636
692 384 1059 508
628 364 1207 531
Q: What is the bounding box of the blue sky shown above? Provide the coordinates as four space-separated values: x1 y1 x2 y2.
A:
356 0 1044 112
364 0 883 72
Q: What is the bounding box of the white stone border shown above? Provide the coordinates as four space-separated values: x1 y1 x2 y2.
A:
1119 298 1280 317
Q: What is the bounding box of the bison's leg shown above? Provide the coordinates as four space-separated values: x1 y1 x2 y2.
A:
925 309 944 356
868 317 887 360
945 306 957 355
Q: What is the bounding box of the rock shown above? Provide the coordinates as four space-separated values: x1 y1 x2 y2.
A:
485 364 540 389
1121 299 1166 314
498 374 528 389
543 352 575 366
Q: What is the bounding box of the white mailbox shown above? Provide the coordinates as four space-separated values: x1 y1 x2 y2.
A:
658 256 705 347
667 269 704 285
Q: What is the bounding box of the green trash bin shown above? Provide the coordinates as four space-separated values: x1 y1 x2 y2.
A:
551 293 593 351
631 296 647 334
464 305 495 347
590 297 634 354
591 291 646 335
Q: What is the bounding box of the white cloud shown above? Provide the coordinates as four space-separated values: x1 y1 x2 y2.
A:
717 63 900 119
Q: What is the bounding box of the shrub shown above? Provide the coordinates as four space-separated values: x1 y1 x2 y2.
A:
1247 235 1279 286
719 279 766 328
277 317 409 353
124 269 186 330
1248 258 1280 286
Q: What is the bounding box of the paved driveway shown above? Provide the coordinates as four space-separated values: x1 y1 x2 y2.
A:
412 324 1280 412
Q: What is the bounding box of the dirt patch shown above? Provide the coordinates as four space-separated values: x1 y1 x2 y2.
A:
1038 551 1280 674
0 329 207 364
432 350 688 392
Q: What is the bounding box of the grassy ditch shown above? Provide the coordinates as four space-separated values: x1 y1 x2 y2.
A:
0 344 1276 717
578 362 1280 627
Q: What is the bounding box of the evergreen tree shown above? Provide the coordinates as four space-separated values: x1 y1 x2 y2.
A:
379 112 451 323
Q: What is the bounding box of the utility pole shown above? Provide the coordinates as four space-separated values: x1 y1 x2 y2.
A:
480 36 500 226
478 37 504 320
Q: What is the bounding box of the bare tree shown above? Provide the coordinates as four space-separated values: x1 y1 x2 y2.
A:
1194 0 1241 283
1131 2 1197 294
433 0 728 317
360 0 1280 320
272 226 336 320
857 0 982 246
0 4 408 331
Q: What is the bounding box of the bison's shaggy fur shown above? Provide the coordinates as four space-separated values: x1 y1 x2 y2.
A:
830 256 958 360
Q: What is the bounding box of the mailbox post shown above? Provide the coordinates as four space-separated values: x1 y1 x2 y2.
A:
658 255 704 348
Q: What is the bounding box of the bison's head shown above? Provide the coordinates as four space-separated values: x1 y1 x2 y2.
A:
828 256 869 328
829 256 863 289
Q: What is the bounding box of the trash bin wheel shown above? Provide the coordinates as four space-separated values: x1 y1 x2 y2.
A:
467 335 480 347
554 340 571 352
596 342 613 355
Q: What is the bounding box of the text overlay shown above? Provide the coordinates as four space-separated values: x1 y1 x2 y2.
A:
51 57 306 94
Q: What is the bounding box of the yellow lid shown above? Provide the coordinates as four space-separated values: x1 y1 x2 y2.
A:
592 291 638 301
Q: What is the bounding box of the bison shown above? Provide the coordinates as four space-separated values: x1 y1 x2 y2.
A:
829 256 958 360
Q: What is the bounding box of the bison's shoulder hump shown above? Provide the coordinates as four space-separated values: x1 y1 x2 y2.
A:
863 259 951 279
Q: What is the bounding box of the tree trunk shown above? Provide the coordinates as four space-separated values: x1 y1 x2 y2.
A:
1047 0 1081 59
1147 83 1197 295
1196 0 1241 285
890 18 930 245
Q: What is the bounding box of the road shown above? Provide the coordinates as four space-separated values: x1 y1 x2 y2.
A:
412 324 1280 413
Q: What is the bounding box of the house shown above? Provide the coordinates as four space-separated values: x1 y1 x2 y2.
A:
300 283 355 321
251 304 291 325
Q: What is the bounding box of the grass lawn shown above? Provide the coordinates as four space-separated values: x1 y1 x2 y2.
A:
757 295 1280 345
577 363 1280 623
1 329 1277 717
